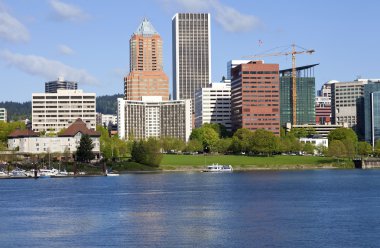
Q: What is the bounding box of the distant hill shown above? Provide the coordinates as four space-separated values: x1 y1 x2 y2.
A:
0 101 31 121
96 94 124 115
0 94 124 121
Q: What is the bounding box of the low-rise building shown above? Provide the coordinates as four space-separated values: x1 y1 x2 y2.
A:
96 113 117 127
286 123 348 139
0 108 7 122
299 137 329 155
8 119 100 156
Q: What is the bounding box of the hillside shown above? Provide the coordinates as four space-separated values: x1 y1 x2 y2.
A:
0 94 123 121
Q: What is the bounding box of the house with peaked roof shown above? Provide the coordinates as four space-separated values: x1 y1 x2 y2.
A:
8 119 100 156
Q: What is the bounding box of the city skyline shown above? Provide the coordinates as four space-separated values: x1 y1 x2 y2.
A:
0 0 379 102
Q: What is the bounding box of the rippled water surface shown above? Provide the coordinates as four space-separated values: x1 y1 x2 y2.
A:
1 170 380 247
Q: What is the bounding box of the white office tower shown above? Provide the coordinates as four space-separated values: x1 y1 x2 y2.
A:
195 81 231 131
0 108 7 122
117 98 126 139
32 89 96 133
172 13 211 108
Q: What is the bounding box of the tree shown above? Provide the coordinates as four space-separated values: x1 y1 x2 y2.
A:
230 128 253 154
357 141 372 157
302 142 315 155
328 140 347 162
189 126 219 152
215 138 232 154
328 128 358 144
289 127 316 138
342 139 356 159
76 134 95 162
373 140 380 157
131 138 163 167
250 129 279 156
185 139 203 152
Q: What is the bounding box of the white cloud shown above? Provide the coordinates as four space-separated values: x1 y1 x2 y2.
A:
49 0 89 22
1 50 98 85
161 0 260 32
0 6 29 42
58 44 74 55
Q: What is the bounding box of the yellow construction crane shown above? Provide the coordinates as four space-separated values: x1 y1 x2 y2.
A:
243 44 315 125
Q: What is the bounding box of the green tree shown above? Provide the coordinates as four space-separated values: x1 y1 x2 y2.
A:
288 127 316 138
328 128 358 144
250 129 279 156
161 137 186 153
315 144 328 156
76 134 95 162
373 140 380 157
342 139 356 159
189 126 219 151
302 142 315 155
357 141 372 157
215 138 232 154
230 128 253 154
131 138 163 167
328 140 347 162
185 139 203 152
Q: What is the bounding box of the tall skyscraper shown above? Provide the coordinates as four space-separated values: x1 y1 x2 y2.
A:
231 61 280 135
280 64 317 126
45 77 77 93
172 13 211 106
124 18 169 101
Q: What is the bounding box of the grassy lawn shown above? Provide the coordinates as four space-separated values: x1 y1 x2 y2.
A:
160 154 352 170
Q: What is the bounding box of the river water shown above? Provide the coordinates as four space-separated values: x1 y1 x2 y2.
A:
0 170 379 247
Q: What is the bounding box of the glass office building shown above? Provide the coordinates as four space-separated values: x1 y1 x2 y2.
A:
280 64 318 126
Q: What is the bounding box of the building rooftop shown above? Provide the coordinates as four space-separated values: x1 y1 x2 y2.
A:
58 119 100 137
134 18 158 36
8 129 39 138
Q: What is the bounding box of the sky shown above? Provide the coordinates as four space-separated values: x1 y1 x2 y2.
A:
0 0 379 102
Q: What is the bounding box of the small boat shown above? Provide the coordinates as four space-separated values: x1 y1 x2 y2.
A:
10 168 27 177
105 169 119 176
39 168 59 178
202 163 233 172
0 171 8 177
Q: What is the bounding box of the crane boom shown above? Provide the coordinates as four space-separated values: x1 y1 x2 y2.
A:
243 44 315 125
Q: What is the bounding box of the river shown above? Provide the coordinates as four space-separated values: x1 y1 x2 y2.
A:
0 170 379 247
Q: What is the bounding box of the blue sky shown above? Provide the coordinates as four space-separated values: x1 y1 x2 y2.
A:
0 0 379 102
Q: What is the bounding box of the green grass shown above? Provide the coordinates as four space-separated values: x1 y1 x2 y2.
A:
160 154 351 170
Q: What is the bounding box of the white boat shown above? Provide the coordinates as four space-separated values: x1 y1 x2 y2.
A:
39 168 59 178
11 168 27 177
202 163 233 172
105 169 119 176
0 171 8 177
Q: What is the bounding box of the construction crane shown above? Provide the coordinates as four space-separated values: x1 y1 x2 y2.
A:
243 44 315 125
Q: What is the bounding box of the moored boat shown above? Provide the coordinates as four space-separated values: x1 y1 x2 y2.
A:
202 163 233 172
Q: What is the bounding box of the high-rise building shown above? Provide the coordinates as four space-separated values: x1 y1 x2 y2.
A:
194 81 231 131
32 89 96 133
280 64 317 126
117 98 126 139
227 60 250 80
0 108 7 122
122 97 192 141
172 13 211 106
331 80 367 129
360 82 380 146
124 18 169 101
45 77 77 93
231 61 280 135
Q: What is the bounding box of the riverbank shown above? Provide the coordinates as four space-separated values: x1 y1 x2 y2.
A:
111 154 354 172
